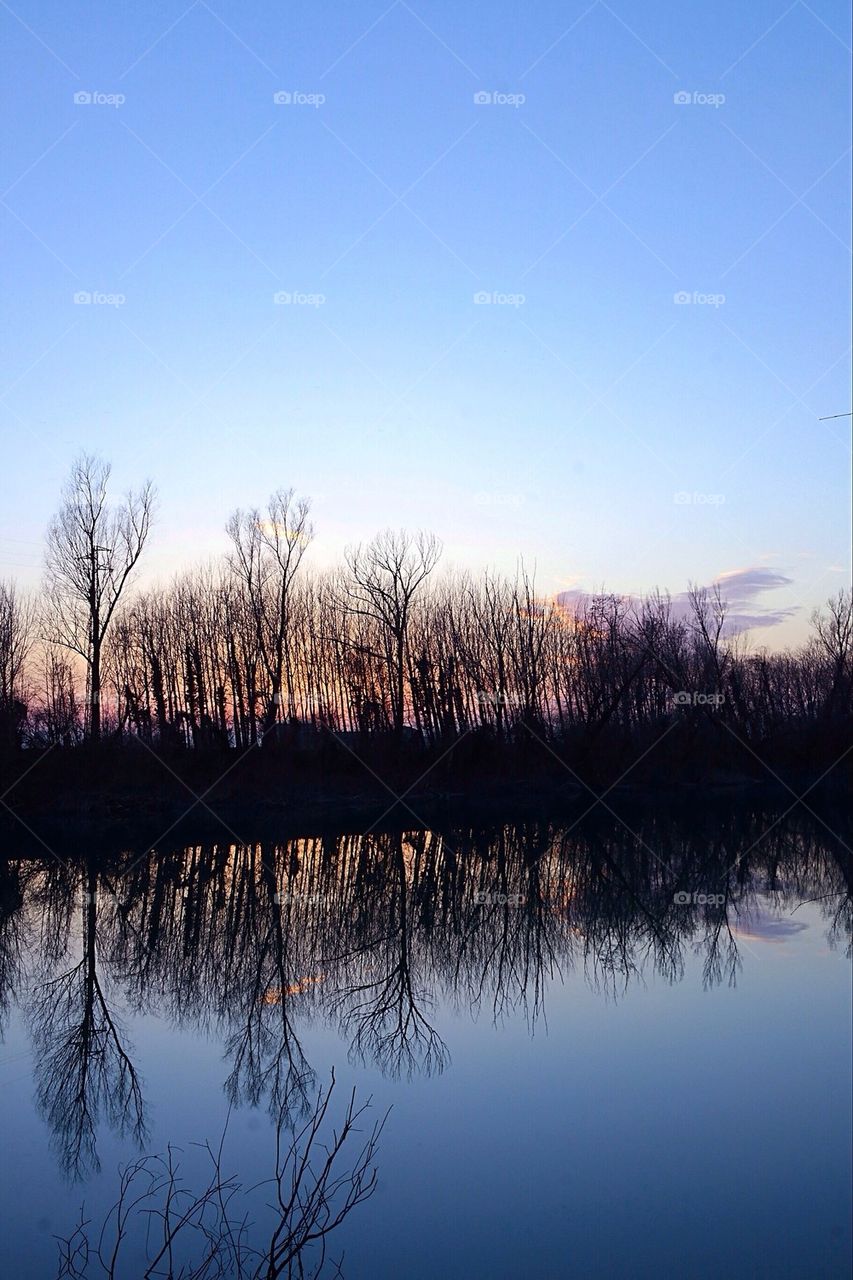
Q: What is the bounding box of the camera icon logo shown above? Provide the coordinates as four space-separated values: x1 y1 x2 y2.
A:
273 91 292 105
673 90 691 105
473 91 492 105
73 291 92 304
73 90 93 105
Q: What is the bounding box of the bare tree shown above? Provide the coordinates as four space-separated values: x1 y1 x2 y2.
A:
55 1071 386 1280
43 455 155 740
811 589 853 719
343 530 442 739
0 579 34 747
33 644 84 746
687 583 730 688
227 491 313 740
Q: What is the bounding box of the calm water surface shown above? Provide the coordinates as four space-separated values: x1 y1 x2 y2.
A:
1 809 850 1278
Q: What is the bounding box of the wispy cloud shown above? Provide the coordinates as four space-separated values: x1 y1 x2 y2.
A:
557 565 797 633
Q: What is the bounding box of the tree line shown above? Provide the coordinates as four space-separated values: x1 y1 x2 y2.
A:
0 453 850 769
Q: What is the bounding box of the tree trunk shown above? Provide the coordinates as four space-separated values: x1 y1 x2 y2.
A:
90 639 102 741
395 632 405 739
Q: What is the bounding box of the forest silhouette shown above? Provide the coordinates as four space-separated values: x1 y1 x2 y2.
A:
0 454 851 816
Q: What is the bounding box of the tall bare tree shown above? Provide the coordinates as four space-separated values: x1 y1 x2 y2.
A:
343 530 442 738
44 454 155 740
811 588 853 719
226 489 314 740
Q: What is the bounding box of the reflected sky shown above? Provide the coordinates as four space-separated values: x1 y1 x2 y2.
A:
0 809 850 1278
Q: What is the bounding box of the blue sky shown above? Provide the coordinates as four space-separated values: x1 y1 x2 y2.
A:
1 0 850 645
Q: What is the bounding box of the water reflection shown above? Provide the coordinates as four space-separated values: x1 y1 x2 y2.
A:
1 807 850 1180
28 865 147 1178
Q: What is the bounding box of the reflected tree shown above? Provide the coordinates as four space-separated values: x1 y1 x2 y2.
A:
331 832 449 1078
225 857 315 1120
29 862 146 1178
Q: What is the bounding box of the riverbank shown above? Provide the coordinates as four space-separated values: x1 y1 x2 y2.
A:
1 735 850 855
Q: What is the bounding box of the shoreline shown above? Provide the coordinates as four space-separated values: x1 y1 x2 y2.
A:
1 749 849 854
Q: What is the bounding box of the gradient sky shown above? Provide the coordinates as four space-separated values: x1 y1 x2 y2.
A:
1 0 850 646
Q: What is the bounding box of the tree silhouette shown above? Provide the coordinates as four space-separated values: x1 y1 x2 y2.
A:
43 454 155 740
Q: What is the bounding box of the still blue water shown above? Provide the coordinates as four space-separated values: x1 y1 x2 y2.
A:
0 814 850 1278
